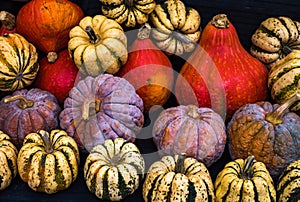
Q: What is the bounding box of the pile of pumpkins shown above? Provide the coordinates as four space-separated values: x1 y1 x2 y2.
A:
0 0 300 201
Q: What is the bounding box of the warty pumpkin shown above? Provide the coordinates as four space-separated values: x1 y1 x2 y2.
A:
84 138 145 201
0 11 16 36
0 88 61 148
143 153 215 202
68 15 128 76
17 129 80 194
215 156 276 202
227 94 300 177
149 0 201 55
0 33 39 91
152 105 226 167
100 0 156 27
0 131 18 191
59 74 144 152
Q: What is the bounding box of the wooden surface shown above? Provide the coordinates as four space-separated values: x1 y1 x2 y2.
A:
1 0 300 201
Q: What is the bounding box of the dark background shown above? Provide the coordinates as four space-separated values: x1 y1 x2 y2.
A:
1 0 300 201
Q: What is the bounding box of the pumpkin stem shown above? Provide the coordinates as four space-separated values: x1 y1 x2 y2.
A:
82 99 101 120
138 23 151 40
265 92 300 125
242 155 255 180
85 26 99 44
174 153 186 174
110 153 121 166
40 130 54 154
282 45 293 55
0 11 15 30
47 52 58 63
187 105 199 119
125 0 134 7
4 95 34 109
211 14 230 29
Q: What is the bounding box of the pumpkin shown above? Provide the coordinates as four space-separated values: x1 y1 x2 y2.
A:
16 0 84 59
251 16 300 66
215 156 276 202
100 0 156 28
149 0 201 55
17 129 80 194
0 11 16 36
59 73 144 152
0 88 61 148
152 104 226 167
143 153 215 202
277 159 300 202
175 14 269 121
68 15 128 76
0 131 18 191
84 138 145 201
117 23 174 113
0 33 39 91
227 95 300 177
268 50 300 111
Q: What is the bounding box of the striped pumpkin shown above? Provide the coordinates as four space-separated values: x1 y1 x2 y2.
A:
17 129 80 194
0 131 18 191
251 16 300 66
0 33 39 91
143 154 215 202
84 138 145 201
215 156 276 202
268 50 300 111
277 159 300 202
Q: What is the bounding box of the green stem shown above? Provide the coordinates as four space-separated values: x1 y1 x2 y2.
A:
242 155 255 180
174 153 186 174
85 26 99 44
4 95 34 109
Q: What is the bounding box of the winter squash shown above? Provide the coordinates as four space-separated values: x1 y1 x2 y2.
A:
251 16 300 66
59 74 144 152
17 129 80 194
68 15 128 76
0 33 39 91
149 0 201 55
117 23 174 113
143 153 215 202
100 0 156 27
268 50 300 111
0 88 61 148
277 159 300 202
215 156 276 201
84 138 145 201
0 11 16 35
227 94 300 177
152 105 226 167
0 131 18 191
16 0 84 59
175 14 269 121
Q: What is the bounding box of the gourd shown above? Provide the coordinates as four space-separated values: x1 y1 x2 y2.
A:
0 11 16 35
0 88 61 148
175 14 269 121
152 104 226 167
17 129 80 194
227 93 300 177
0 131 18 191
251 16 300 66
68 15 128 76
149 0 201 55
99 0 156 27
59 74 144 152
117 23 174 113
0 33 39 91
84 138 145 201
215 156 276 202
143 153 215 202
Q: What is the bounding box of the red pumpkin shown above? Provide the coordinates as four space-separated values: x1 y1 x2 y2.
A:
175 14 269 120
0 11 16 35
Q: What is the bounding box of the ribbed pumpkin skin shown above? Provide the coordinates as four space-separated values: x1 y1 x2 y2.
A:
0 33 39 91
215 157 276 202
0 131 18 191
84 138 145 201
59 74 144 152
17 129 80 194
143 155 215 202
277 160 300 202
152 105 226 167
0 88 61 148
227 101 300 177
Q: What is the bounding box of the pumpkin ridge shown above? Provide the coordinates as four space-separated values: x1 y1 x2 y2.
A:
53 153 67 191
278 17 295 45
277 168 300 193
274 74 300 101
57 147 76 180
36 153 46 192
101 43 123 69
269 65 300 87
